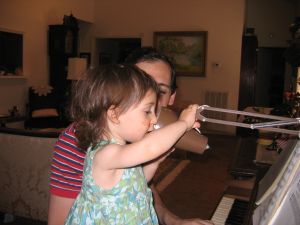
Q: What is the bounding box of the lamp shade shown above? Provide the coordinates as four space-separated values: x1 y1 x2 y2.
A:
67 57 87 80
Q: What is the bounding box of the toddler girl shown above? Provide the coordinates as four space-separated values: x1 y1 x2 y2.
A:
64 64 200 225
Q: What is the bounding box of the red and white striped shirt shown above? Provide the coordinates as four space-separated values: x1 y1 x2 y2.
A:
49 123 86 198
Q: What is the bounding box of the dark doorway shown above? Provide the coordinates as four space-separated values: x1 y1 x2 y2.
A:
96 38 141 65
256 47 285 107
238 35 286 110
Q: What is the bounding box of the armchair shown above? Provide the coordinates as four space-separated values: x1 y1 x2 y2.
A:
24 85 67 129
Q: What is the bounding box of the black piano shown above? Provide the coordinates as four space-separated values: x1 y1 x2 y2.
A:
211 136 298 225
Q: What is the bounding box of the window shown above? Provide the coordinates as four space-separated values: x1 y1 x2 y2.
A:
0 31 23 74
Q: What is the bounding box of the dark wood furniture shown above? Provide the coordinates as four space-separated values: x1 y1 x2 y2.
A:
230 137 259 179
238 35 258 111
0 115 25 127
24 87 68 129
48 23 78 99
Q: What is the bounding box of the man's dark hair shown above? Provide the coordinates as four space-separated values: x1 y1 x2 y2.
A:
125 47 177 94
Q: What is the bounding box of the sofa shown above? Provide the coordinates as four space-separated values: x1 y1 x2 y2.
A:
0 128 59 221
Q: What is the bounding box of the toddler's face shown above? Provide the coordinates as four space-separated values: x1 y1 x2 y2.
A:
117 90 158 142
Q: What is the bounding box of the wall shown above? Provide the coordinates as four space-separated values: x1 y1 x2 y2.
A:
0 0 94 114
0 77 27 114
93 0 246 133
0 0 245 134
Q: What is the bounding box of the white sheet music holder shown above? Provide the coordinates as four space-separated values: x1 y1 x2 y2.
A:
197 105 300 137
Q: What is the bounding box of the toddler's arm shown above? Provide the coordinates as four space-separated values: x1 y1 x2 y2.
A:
97 104 200 170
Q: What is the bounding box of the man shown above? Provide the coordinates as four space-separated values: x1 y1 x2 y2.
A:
48 47 213 225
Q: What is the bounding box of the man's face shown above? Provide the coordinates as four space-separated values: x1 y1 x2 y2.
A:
135 60 175 108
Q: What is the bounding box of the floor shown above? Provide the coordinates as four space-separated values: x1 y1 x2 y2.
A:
0 133 242 224
160 133 240 219
0 214 46 225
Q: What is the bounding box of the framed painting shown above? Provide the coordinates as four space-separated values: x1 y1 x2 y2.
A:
154 31 207 77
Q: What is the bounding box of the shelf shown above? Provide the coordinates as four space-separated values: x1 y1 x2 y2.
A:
0 75 26 79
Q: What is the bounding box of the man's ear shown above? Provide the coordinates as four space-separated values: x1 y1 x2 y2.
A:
107 106 120 123
168 91 176 106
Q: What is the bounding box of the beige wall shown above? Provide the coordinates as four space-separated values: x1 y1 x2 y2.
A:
93 0 246 133
0 0 94 114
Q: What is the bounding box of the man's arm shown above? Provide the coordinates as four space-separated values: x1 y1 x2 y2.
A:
48 195 75 225
143 149 174 181
151 184 214 225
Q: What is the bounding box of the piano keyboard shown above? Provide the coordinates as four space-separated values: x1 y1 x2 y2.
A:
211 196 249 225
212 196 235 225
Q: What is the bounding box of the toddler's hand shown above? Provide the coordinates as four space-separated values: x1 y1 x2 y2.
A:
178 104 200 131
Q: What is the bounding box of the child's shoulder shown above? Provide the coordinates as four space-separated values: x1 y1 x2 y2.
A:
91 141 122 167
91 140 120 154
93 139 118 149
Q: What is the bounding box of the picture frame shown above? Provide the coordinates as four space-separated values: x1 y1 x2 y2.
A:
154 31 207 77
79 52 91 67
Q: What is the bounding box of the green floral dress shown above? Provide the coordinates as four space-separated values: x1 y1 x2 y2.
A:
64 140 158 225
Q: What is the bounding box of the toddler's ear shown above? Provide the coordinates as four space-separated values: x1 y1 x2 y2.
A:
107 106 120 123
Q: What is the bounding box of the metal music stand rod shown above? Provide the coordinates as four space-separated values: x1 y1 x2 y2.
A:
196 105 300 137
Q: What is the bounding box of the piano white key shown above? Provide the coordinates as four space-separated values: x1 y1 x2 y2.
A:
211 196 235 225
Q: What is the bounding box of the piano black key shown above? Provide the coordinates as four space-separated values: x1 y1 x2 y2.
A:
225 199 249 225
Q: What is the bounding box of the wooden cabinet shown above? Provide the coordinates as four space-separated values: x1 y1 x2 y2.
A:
48 25 78 56
48 25 78 98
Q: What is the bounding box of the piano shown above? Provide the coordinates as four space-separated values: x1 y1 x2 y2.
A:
210 137 274 225
197 105 300 225
211 196 249 225
211 137 300 225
